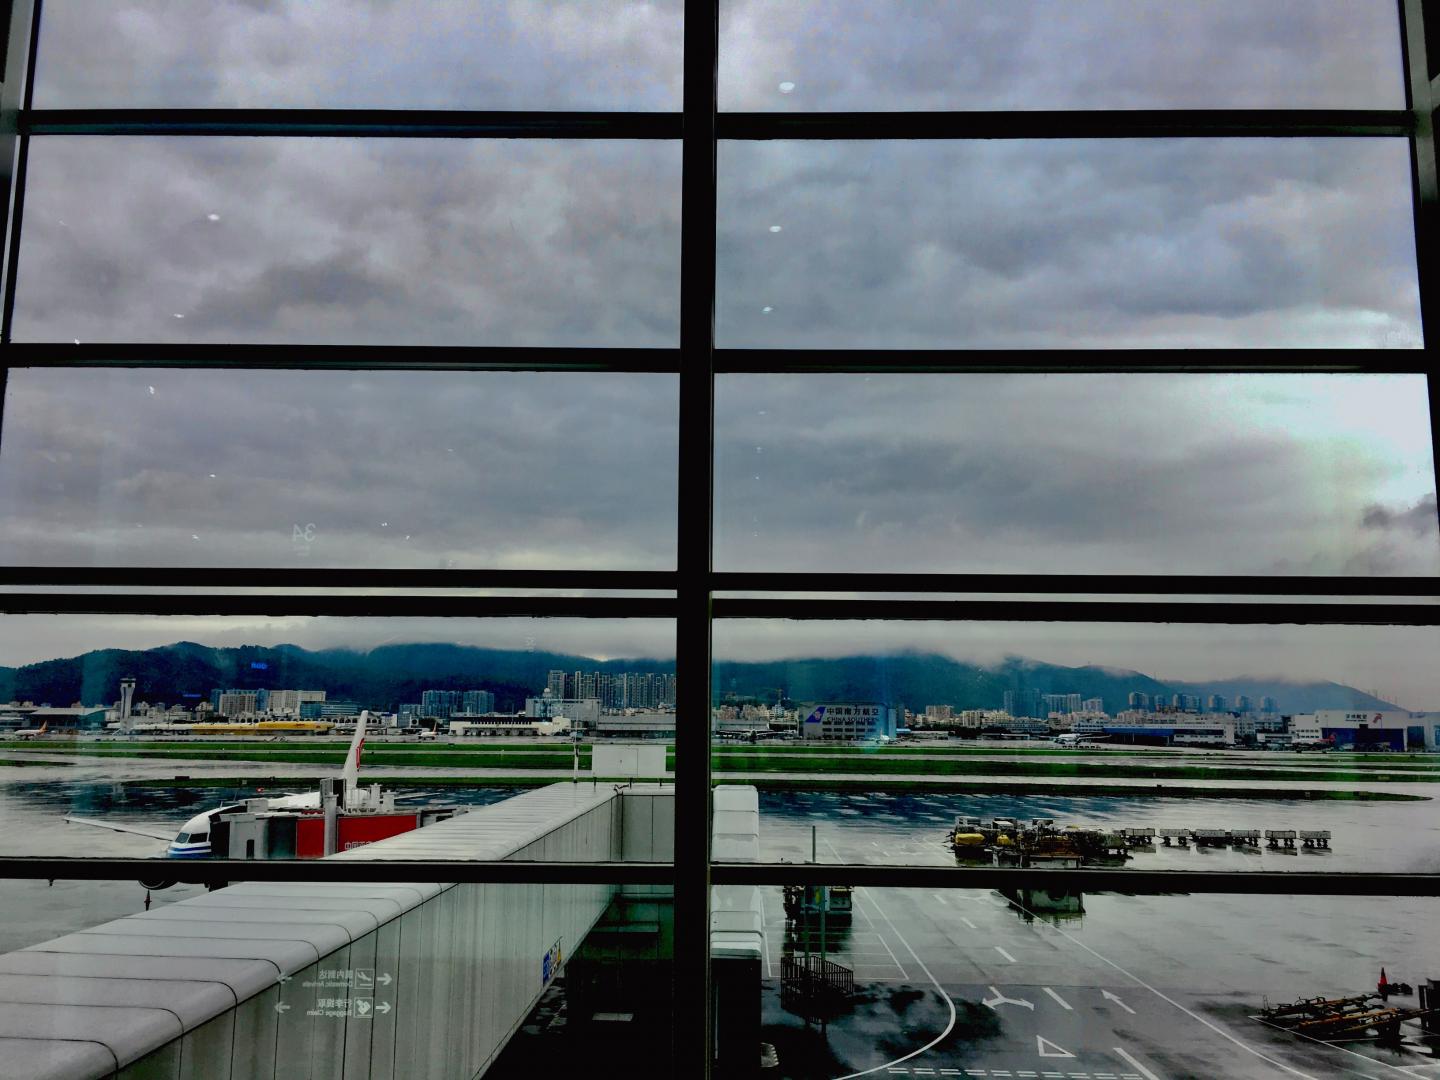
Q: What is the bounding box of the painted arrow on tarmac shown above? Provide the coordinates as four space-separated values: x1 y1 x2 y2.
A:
983 986 1034 1010
1102 989 1137 1014
1036 1036 1075 1059
274 1003 291 1015
375 1002 392 1015
376 973 393 986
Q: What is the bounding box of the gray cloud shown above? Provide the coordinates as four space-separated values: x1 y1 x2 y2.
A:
715 374 1440 576
15 138 681 347
718 0 1403 111
34 2 1398 112
1363 494 1439 538
716 138 1421 349
34 0 684 110
0 370 678 569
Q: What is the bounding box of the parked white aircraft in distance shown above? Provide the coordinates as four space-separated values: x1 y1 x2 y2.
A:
66 712 379 886
11 720 47 739
1051 732 1112 746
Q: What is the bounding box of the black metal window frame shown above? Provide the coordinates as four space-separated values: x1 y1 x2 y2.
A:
0 1 1438 1074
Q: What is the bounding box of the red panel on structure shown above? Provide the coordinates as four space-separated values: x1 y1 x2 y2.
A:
296 816 326 859
337 814 421 852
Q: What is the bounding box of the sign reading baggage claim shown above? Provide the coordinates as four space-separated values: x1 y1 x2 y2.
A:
800 702 899 742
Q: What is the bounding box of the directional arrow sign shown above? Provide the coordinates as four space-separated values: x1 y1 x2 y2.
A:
983 986 1035 1011
1036 1036 1075 1059
274 1003 291 1015
376 973 393 986
375 1002 392 1015
1102 989 1137 1015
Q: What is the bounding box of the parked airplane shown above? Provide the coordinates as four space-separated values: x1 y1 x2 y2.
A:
67 712 379 879
11 719 47 740
1051 732 1112 746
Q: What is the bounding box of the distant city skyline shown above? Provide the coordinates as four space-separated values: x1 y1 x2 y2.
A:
2 614 1436 711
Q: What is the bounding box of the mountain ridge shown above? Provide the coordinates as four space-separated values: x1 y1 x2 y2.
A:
0 642 1403 715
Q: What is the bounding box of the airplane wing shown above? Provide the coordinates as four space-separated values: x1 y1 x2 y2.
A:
64 816 175 841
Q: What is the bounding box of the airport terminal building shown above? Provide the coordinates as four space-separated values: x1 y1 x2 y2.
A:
799 702 899 742
1290 710 1440 751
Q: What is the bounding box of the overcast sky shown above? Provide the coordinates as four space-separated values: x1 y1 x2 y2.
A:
2 3 1437 703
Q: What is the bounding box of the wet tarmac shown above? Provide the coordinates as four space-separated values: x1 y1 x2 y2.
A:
0 771 1436 1077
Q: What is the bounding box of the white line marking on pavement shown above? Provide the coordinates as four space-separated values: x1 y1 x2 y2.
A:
1101 990 1135 1014
1037 1036 1076 1059
961 917 978 929
829 878 958 1080
1003 896 1321 1080
1111 1047 1161 1080
939 1071 962 1076
995 946 1017 963
1043 987 1073 1010
984 986 1035 1010
933 893 950 905
875 931 911 980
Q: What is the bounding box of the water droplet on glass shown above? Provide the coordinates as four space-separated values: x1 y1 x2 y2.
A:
191 534 200 541
147 386 156 395
380 522 388 527
762 306 773 313
206 213 221 222
778 81 796 93
208 473 216 479
769 225 783 233
172 313 184 319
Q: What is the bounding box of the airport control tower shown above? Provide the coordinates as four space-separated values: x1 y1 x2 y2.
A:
119 676 136 732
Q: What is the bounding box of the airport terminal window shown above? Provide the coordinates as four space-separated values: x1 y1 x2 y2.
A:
0 2 1438 1078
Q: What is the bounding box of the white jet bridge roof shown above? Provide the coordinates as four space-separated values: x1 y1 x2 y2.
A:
328 781 669 862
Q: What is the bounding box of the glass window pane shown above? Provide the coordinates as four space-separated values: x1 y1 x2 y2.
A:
712 615 1440 865
34 0 684 110
0 612 677 864
740 885 1435 1078
0 369 678 569
717 138 1421 349
715 374 1440 576
14 137 681 347
720 0 1405 111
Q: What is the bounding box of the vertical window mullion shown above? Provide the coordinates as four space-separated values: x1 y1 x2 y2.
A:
678 0 719 1075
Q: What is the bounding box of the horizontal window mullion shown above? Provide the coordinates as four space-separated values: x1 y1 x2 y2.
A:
713 573 1440 598
0 857 675 886
22 109 683 139
715 349 1434 375
712 597 1440 625
718 109 1416 141
0 568 679 591
0 858 1432 897
0 343 682 373
0 592 678 618
19 110 1416 143
710 864 1440 897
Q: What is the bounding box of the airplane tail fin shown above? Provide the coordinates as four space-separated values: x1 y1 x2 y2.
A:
342 711 370 790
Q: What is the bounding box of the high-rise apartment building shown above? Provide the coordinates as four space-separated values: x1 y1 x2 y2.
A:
462 690 496 714
546 670 567 699
420 689 462 719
